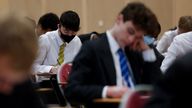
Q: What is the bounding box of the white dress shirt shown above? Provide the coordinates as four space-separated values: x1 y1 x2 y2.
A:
102 30 156 98
156 29 178 56
33 30 82 81
161 31 192 73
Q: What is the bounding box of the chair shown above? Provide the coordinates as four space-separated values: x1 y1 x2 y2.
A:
49 63 72 106
57 63 72 88
119 85 152 108
53 63 84 107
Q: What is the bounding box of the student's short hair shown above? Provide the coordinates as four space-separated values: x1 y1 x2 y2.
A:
60 10 80 32
120 2 159 36
178 16 192 32
0 14 38 72
38 12 59 31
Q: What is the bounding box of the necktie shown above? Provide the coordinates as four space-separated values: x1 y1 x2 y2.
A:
117 48 134 88
57 43 65 65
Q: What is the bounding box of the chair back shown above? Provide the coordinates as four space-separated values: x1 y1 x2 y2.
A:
119 85 152 108
57 63 72 88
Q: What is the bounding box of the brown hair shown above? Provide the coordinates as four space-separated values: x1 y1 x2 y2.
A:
178 16 192 32
120 2 159 36
0 14 38 72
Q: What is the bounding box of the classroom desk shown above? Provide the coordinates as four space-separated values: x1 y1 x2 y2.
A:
36 73 56 77
94 98 121 103
48 104 66 108
92 98 121 108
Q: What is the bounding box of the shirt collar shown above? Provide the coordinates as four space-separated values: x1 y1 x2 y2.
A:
55 29 65 46
106 30 120 54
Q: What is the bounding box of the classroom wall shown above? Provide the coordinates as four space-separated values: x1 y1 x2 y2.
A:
0 0 192 37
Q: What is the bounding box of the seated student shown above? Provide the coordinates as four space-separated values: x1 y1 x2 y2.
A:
156 16 192 56
144 23 164 67
0 14 45 108
160 16 192 72
36 12 60 36
33 10 82 82
78 31 99 44
33 11 82 104
144 51 192 108
65 2 162 107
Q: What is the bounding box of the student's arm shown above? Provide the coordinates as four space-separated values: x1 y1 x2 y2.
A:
160 36 181 73
33 36 53 73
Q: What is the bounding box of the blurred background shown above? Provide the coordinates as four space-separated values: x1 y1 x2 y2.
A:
0 0 192 38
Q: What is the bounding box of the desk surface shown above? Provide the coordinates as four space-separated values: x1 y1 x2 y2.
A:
48 104 66 108
36 88 53 92
36 73 56 77
93 98 121 103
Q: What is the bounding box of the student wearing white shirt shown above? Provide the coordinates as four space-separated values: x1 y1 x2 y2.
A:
156 29 178 56
157 16 192 56
33 10 82 82
161 31 192 72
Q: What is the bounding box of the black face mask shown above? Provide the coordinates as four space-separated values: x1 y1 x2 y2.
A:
60 31 75 43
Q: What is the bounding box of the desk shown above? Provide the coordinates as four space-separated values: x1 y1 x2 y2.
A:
94 98 121 103
36 73 56 77
48 104 66 108
92 98 121 108
36 88 53 92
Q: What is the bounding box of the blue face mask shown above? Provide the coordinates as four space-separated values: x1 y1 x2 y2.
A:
144 35 155 45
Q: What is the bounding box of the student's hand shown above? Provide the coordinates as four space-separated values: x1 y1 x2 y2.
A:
50 66 59 74
131 37 150 52
106 86 130 98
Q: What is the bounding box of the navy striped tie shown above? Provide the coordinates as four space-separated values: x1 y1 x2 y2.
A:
117 48 134 88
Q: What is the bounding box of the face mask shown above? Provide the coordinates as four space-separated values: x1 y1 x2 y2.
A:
144 35 155 45
60 31 75 43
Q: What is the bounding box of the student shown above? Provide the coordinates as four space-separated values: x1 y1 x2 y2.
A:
36 12 60 36
160 16 192 72
33 10 82 82
79 31 99 43
156 16 192 56
144 23 164 67
65 2 162 107
0 14 45 108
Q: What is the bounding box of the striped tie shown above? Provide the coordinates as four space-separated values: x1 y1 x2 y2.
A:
57 43 65 65
117 48 134 88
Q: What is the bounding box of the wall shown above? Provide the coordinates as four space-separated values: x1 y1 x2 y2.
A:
0 0 192 37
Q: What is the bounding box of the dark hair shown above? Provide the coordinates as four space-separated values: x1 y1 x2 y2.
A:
60 10 80 32
178 16 192 32
38 12 59 31
120 2 159 36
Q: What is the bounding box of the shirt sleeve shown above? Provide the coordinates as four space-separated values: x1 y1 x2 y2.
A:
161 37 180 73
102 86 108 98
142 49 156 62
33 36 53 73
156 33 170 54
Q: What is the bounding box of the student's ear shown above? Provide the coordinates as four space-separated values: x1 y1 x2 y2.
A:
116 14 123 25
